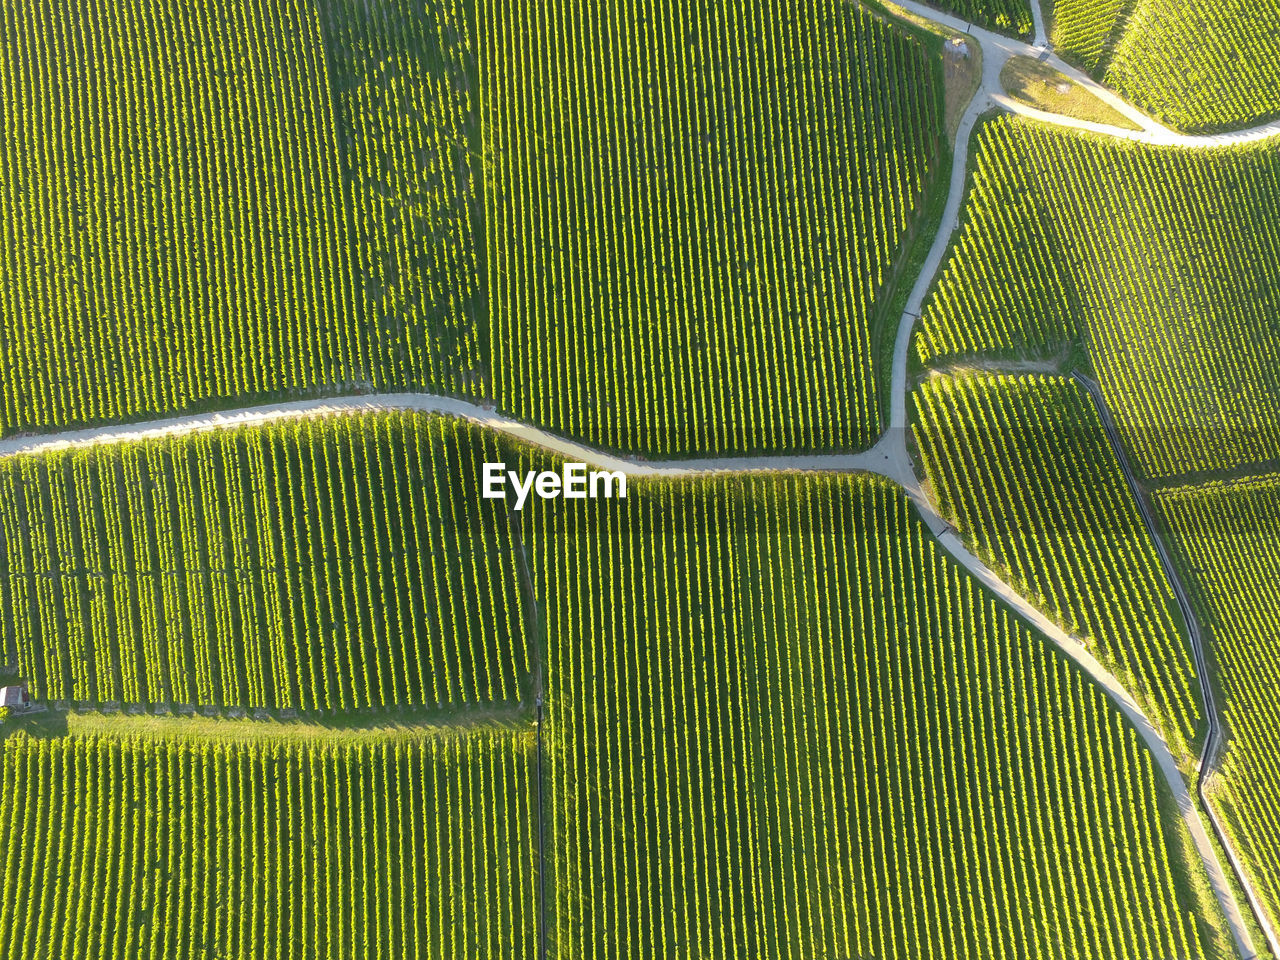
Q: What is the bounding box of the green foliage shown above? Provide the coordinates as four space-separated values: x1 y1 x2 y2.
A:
1051 0 1280 131
0 0 494 438
319 0 488 395
926 0 1035 37
912 372 1202 758
1049 0 1129 73
527 471 1210 959
0 413 530 711
0 0 360 432
1157 473 1280 932
919 116 1280 479
482 0 943 455
1104 0 1280 132
0 728 537 959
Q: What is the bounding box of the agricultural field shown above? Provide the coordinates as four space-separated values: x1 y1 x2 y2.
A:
524 471 1226 959
0 0 359 433
0 726 537 960
318 0 487 396
483 0 944 455
1048 0 1128 73
0 412 530 712
918 115 1280 480
1051 0 1280 132
1157 474 1280 935
924 0 1034 37
912 372 1201 759
0 0 500 438
0 0 945 459
2 0 1274 953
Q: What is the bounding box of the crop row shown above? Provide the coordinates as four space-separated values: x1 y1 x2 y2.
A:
482 0 943 455
912 372 1202 759
1 0 948 460
930 0 1034 37
0 412 530 712
0 728 536 960
0 0 497 441
525 471 1211 959
1156 473 1280 934
1048 0 1127 73
1048 0 1280 132
918 115 1280 479
0 0 364 433
1101 0 1280 132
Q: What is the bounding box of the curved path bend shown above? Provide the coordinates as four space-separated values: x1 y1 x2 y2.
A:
889 0 1280 148
0 5 1271 954
882 77 1261 957
0 394 1260 955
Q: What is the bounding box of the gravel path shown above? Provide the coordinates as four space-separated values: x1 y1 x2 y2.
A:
891 0 1280 148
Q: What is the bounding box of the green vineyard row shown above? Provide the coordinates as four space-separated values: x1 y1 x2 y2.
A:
0 0 944 457
920 0 1034 37
918 115 1280 479
1157 473 1280 935
0 727 537 960
0 413 530 711
1051 0 1280 132
484 0 943 455
911 372 1202 759
525 472 1220 959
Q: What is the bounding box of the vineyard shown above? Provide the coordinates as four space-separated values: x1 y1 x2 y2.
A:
0 0 362 434
0 0 948 460
918 115 1280 479
525 471 1224 959
482 0 944 456
1048 0 1127 73
926 0 1034 36
911 372 1202 759
0 412 530 712
1157 473 1280 935
1 0 1272 952
0 726 537 960
318 0 487 396
1049 0 1280 131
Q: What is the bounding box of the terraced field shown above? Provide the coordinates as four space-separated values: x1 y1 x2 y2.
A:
1157 474 1280 935
483 0 944 455
1051 0 1280 131
0 413 530 712
912 372 1201 759
525 471 1225 960
918 115 1280 479
0 726 537 960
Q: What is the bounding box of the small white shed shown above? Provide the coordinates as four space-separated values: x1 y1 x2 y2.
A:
0 685 29 711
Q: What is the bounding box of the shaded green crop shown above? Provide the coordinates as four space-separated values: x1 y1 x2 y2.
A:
0 413 530 712
526 471 1214 959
